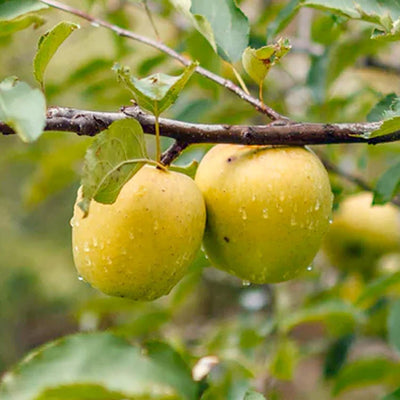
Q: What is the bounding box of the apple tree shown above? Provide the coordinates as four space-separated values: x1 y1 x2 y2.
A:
1 0 400 399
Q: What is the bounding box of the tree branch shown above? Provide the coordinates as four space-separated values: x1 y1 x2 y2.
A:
39 0 286 121
1 106 397 146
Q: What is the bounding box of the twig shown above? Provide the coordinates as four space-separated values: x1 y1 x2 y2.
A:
2 106 397 146
160 140 188 166
39 0 286 121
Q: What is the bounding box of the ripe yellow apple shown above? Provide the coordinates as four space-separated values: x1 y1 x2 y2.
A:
195 144 333 284
71 165 206 300
324 192 400 275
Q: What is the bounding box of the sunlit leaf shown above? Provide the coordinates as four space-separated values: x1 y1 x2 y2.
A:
34 21 80 88
367 93 398 122
242 39 291 85
79 119 150 215
0 77 46 142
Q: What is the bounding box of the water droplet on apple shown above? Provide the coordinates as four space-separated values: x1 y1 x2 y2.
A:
239 207 247 220
83 242 90 252
314 199 320 211
69 218 75 227
242 280 251 287
262 208 269 219
307 265 313 271
129 232 135 240
78 275 85 282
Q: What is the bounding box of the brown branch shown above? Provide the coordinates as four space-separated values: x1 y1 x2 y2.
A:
2 106 397 146
160 140 188 166
39 0 285 121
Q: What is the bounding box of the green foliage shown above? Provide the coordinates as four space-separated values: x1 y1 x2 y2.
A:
115 63 198 116
1 1 400 399
388 300 400 353
242 39 291 86
373 161 400 204
79 119 150 214
0 77 46 142
34 22 80 89
0 332 198 400
332 358 400 395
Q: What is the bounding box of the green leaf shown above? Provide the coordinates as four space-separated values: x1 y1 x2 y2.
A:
79 118 150 215
242 38 291 85
383 387 400 400
280 301 360 337
388 300 400 354
266 0 302 39
324 334 354 378
0 77 46 142
0 332 197 400
169 0 217 53
356 271 400 306
169 160 198 179
146 341 198 400
243 391 266 400
190 0 249 62
0 13 44 36
369 117 400 138
367 93 398 122
333 358 400 395
0 0 48 19
373 161 400 204
34 21 80 88
115 62 197 116
303 0 400 25
36 384 134 400
0 0 47 36
269 338 299 381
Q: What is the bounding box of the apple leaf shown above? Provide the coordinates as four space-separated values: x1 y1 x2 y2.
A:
356 271 400 306
0 332 198 400
388 300 400 354
267 0 302 39
242 38 291 86
79 119 150 216
367 93 398 122
368 95 400 138
0 77 46 142
169 0 217 53
190 0 249 62
169 160 199 179
34 21 80 88
373 161 400 205
269 338 299 381
243 391 267 400
280 301 360 337
0 0 47 35
114 62 197 116
332 357 400 395
302 0 400 41
0 0 48 18
383 387 400 400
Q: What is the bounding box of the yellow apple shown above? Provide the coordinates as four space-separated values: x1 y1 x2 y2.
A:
71 165 206 300
195 144 333 284
324 192 400 276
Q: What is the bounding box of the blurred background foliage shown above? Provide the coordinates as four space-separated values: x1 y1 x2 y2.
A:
1 0 400 399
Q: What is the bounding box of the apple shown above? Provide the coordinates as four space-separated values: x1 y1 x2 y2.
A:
71 165 206 300
324 192 400 276
195 144 333 284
